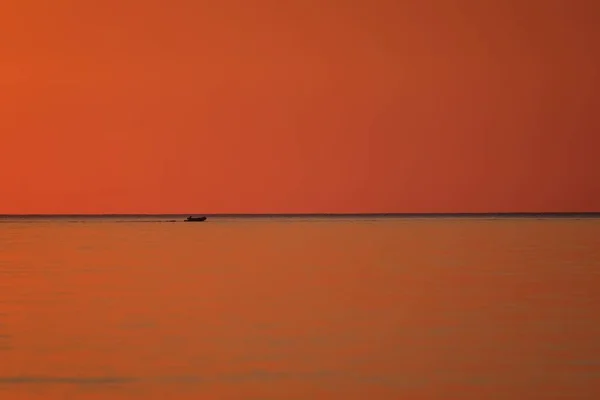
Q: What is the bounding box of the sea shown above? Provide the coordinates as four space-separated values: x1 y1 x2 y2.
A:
0 215 599 399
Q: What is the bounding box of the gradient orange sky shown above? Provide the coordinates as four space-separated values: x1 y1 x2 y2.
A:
1 0 598 214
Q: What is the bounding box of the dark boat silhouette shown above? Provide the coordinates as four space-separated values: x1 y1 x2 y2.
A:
185 216 207 222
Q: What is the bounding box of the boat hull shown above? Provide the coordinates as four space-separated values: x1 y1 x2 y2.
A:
184 216 207 222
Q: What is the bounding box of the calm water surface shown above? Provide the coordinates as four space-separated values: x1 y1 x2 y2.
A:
0 217 599 399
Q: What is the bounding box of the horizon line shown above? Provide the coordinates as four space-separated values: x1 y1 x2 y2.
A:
1 212 600 218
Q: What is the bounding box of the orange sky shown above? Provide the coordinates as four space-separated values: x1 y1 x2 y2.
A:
1 0 598 214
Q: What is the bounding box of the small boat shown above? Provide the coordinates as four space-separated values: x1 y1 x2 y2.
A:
185 216 207 222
